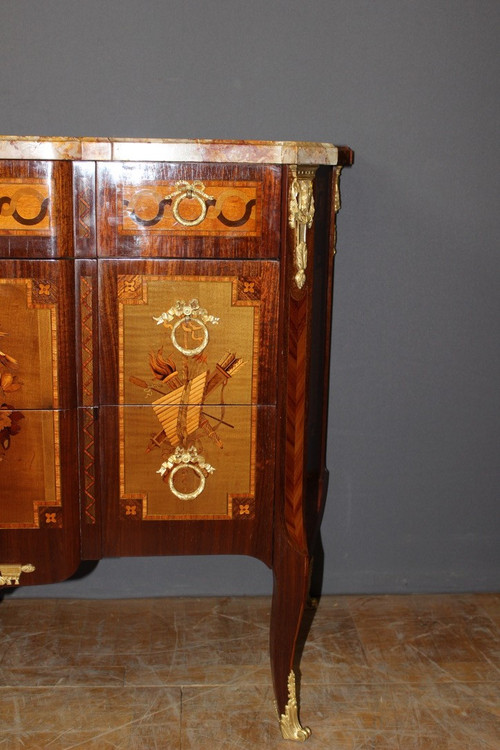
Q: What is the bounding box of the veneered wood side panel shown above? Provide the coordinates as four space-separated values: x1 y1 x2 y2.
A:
0 161 73 259
273 166 337 559
269 165 338 720
304 166 337 550
273 166 312 559
96 162 281 258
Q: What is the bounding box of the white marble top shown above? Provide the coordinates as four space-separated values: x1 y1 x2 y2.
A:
0 136 349 165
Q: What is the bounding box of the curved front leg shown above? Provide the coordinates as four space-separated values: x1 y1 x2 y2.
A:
270 541 312 741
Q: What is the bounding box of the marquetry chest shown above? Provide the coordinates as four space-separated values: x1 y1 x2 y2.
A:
0 136 352 740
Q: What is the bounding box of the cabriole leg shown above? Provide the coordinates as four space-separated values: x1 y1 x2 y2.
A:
270 545 312 741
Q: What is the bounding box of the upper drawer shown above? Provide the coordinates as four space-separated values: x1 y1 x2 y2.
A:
0 259 77 410
0 161 73 259
96 162 281 258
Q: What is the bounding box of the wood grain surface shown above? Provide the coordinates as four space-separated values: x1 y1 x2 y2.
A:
0 160 73 258
96 162 281 258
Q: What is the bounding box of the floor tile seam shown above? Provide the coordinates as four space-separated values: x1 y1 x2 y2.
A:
179 682 265 689
125 682 243 688
2 679 499 689
0 683 186 691
297 679 500 688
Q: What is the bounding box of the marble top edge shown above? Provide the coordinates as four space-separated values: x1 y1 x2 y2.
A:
0 136 347 165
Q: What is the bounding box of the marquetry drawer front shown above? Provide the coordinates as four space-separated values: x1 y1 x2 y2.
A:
100 403 275 560
96 162 281 258
96 259 277 555
0 409 76 528
0 161 73 259
0 260 79 581
0 407 80 585
0 261 76 409
97 259 279 406
100 404 275 525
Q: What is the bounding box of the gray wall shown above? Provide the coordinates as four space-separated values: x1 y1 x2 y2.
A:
2 0 499 598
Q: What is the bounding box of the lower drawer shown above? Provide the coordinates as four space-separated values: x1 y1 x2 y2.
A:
0 409 80 586
99 404 276 563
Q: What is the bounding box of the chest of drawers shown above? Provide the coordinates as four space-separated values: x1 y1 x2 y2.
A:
0 136 352 740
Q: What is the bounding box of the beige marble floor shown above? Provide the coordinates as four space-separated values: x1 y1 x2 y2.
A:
0 594 499 748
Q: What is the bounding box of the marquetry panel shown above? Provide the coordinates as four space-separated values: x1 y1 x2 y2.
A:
0 406 80 585
97 259 277 532
0 180 51 235
115 404 256 520
100 402 275 560
119 276 259 407
0 278 57 409
111 270 271 521
121 181 261 236
0 410 61 529
0 262 76 410
96 162 281 258
0 263 77 532
98 259 279 407
0 161 73 258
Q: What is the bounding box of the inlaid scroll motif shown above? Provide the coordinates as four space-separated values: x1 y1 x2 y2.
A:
129 298 246 503
121 181 260 236
0 181 51 235
0 329 24 463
